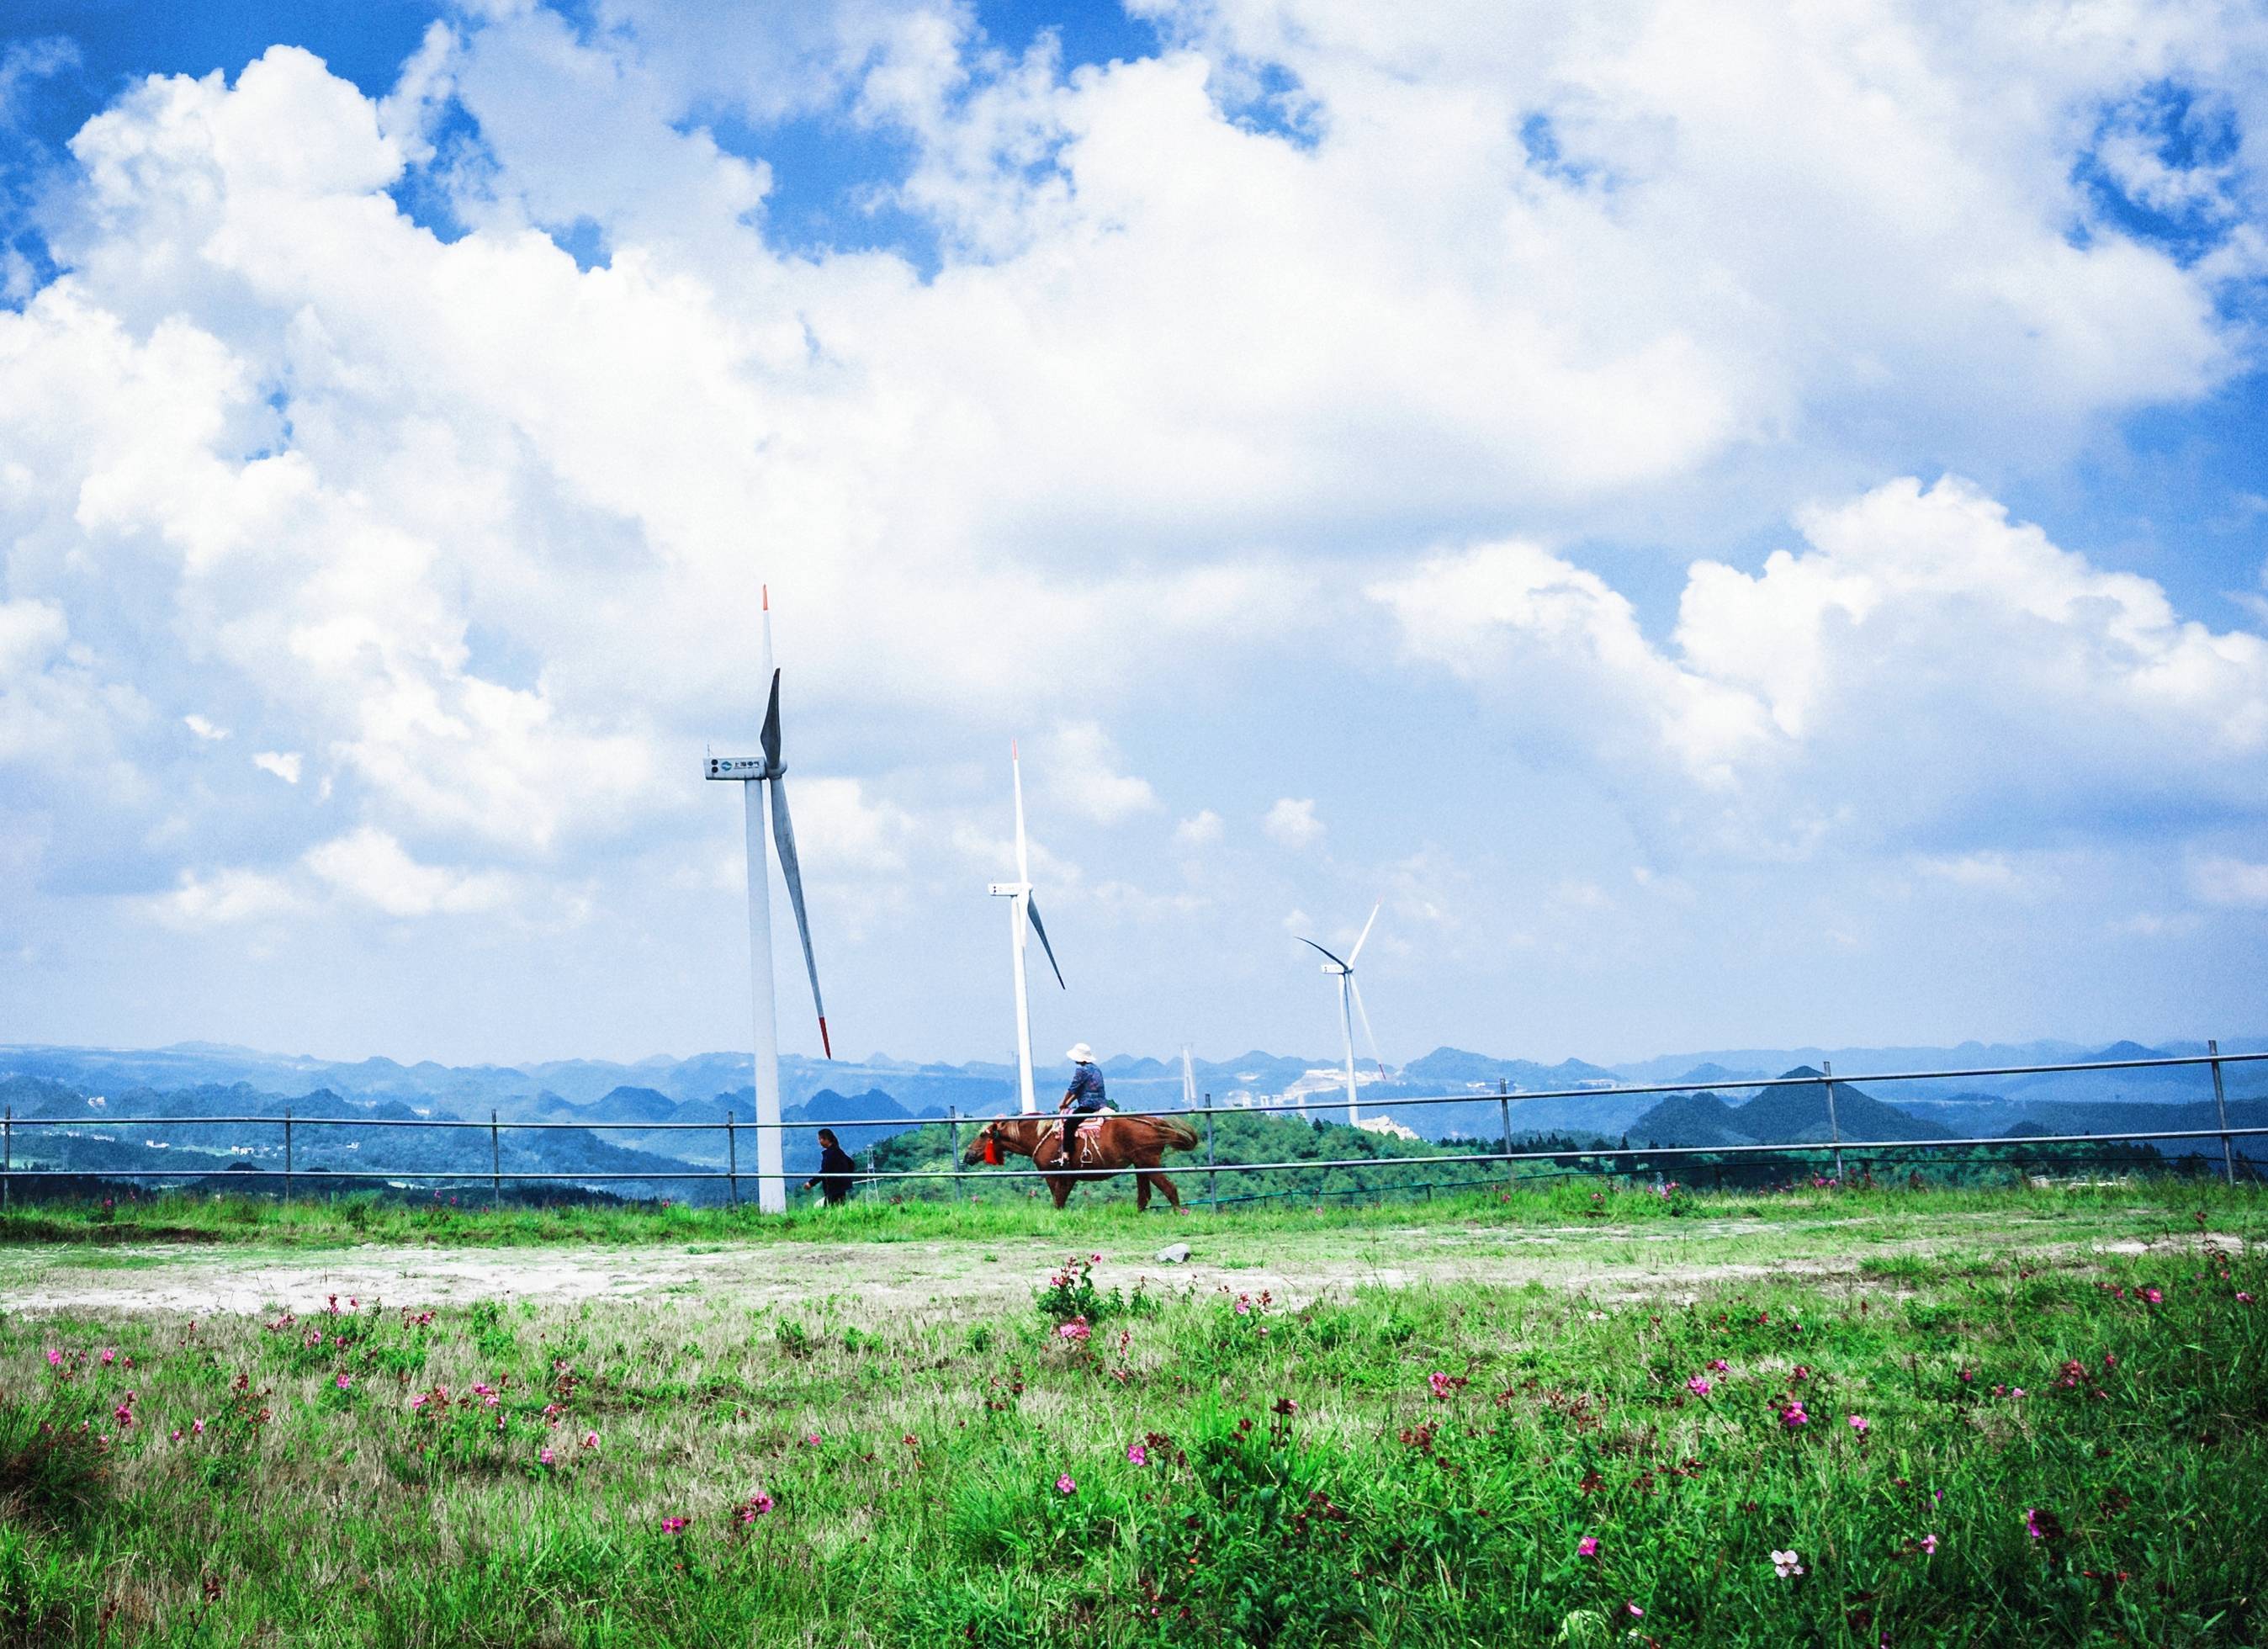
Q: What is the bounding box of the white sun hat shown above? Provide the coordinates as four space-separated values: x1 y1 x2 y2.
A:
1066 1042 1094 1063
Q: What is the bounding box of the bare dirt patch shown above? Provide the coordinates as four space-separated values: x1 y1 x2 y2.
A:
0 1206 2197 1320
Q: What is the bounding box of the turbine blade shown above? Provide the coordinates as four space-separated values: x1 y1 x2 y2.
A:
1011 741 1031 883
760 668 783 771
1349 977 1386 1079
766 774 830 1057
1025 894 1067 989
1347 900 1382 965
1298 936 1351 973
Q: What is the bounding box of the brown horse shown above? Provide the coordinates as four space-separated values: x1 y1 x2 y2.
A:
961 1111 1200 1210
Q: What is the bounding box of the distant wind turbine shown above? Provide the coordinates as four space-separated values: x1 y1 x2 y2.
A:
1298 902 1386 1127
988 742 1065 1113
705 587 830 1213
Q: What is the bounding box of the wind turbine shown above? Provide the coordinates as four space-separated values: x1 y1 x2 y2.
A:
705 587 830 1213
988 742 1065 1113
1297 902 1386 1127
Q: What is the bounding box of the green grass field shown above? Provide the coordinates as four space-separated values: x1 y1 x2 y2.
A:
3 1181 2263 1646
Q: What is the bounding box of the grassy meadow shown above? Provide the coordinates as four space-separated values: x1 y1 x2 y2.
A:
2 1180 2263 1646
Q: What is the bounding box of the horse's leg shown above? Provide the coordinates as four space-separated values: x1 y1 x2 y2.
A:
1136 1173 1153 1211
1050 1173 1071 1210
1154 1171 1183 1210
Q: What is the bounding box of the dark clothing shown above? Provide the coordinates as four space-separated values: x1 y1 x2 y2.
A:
1064 1063 1108 1111
1057 1063 1108 1168
809 1143 857 1205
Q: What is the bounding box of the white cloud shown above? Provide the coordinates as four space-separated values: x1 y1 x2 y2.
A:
146 865 304 929
303 827 517 919
183 714 231 742
1174 809 1224 847
1039 719 1160 824
2191 855 2268 907
788 776 915 875
4 9 2268 1056
1375 477 2268 857
252 750 302 783
1263 797 1324 848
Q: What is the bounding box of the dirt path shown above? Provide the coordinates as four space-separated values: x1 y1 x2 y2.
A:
5 1209 2224 1320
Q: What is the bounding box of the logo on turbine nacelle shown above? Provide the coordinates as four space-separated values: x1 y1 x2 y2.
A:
706 756 766 779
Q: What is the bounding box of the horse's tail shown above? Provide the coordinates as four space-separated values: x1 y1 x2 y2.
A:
1156 1116 1200 1153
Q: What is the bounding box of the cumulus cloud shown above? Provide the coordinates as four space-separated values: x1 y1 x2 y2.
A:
1174 809 1224 847
2191 855 2268 907
303 827 518 919
1263 798 1324 848
1375 477 2268 858
146 864 304 929
3 5 2267 1055
1038 719 1160 825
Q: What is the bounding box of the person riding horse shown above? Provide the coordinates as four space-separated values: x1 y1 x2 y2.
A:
1057 1042 1110 1169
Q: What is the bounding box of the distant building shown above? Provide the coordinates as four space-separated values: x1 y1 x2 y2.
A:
1355 1115 1420 1142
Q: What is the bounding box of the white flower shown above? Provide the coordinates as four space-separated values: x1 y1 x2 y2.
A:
1771 1549 1804 1578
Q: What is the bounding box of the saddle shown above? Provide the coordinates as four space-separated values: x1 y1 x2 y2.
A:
1057 1110 1113 1168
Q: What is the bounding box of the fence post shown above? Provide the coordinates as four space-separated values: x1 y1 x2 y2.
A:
2208 1039 2235 1185
726 1112 739 1209
1498 1080 1513 1188
1820 1063 1845 1185
1204 1095 1219 1215
490 1111 502 1211
3 1106 10 1212
947 1106 962 1203
283 1109 293 1204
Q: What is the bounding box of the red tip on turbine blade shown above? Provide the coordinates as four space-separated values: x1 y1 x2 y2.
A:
818 1015 833 1059
762 584 770 611
1011 738 1019 760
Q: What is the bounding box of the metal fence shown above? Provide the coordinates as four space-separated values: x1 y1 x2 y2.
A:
3 1045 2263 1211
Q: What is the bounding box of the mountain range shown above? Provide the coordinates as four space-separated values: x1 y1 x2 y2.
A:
2 1036 2260 1195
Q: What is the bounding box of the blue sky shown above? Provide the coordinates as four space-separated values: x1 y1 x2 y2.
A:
2 0 2265 1068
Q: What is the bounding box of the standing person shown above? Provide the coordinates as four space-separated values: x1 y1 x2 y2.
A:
1056 1044 1110 1169
803 1127 857 1206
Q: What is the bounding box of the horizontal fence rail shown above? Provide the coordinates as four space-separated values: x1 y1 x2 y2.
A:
3 1047 2262 1206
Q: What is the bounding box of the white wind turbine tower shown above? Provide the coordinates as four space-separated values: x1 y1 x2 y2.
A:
705 587 831 1212
1297 902 1386 1127
988 742 1065 1113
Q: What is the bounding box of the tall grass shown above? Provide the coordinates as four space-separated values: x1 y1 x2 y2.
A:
2 1173 2249 1250
1 1190 2261 1644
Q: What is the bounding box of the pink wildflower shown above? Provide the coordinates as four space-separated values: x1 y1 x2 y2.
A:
2239 1292 2255 1304
1781 1402 1810 1429
99 1349 116 1366
1686 1376 1712 1397
170 1429 183 1443
335 1373 352 1391
1056 1473 1077 1495
192 1418 205 1436
737 1491 775 1522
1058 1318 1092 1344
1921 1534 1940 1555
1127 1444 1148 1466
1628 1603 1645 1618
539 1446 555 1466
580 1431 598 1449
45 1349 61 1368
1708 1359 1730 1374
1847 1414 1869 1435
1577 1535 1599 1556
2142 1286 2163 1304
661 1516 690 1535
